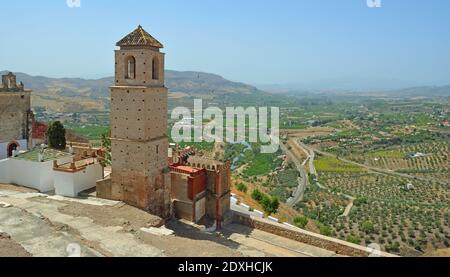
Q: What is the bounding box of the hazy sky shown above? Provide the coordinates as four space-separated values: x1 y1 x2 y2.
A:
1 0 450 87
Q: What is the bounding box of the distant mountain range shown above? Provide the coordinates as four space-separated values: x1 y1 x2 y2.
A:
256 77 450 97
1 70 260 98
1 70 448 112
385 85 450 97
0 70 265 112
260 83 450 98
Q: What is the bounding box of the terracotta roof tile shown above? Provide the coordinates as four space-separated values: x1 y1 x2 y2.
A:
116 25 163 48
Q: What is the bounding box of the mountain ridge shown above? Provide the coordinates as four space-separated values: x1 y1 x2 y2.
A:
0 70 260 98
1 70 448 113
0 70 267 112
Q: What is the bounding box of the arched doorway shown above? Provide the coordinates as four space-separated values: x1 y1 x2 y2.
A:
7 141 19 158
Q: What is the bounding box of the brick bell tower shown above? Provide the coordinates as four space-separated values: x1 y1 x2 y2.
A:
110 25 171 218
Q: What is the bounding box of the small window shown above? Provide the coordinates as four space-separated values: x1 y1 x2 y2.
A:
125 56 136 79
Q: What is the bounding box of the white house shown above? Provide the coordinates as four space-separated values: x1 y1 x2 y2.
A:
0 148 102 197
53 159 103 197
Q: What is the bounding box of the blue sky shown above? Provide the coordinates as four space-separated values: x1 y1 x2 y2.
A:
1 0 449 89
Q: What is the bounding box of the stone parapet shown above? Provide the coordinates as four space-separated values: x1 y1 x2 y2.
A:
232 211 397 257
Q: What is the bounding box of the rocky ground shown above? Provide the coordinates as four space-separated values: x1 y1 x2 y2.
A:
0 183 337 257
0 232 31 257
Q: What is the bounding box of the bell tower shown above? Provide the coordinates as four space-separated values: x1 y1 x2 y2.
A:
110 25 170 218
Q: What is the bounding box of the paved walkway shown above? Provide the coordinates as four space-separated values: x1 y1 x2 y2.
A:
223 224 342 257
0 185 338 257
0 190 163 257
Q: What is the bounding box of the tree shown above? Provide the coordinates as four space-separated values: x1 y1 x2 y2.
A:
48 121 66 150
100 129 112 168
361 220 375 234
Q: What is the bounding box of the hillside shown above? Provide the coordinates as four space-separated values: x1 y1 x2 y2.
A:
165 71 259 96
262 82 450 98
388 85 450 97
0 70 267 112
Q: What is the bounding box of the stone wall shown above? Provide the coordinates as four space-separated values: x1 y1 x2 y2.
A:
0 92 31 143
110 87 168 142
109 32 171 219
114 49 165 88
111 169 171 217
232 211 397 257
206 191 231 220
173 200 194 222
171 171 190 202
96 177 112 199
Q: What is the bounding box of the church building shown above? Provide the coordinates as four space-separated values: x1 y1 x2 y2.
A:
0 72 32 160
97 26 231 227
108 25 171 218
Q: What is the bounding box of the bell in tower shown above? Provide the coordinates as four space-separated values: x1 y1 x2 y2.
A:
114 25 165 87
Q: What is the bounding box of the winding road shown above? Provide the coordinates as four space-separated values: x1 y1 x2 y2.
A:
283 139 356 216
281 143 308 207
280 131 447 216
298 141 316 176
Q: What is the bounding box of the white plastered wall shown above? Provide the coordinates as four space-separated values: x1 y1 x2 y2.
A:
0 139 27 160
0 156 72 192
54 163 103 197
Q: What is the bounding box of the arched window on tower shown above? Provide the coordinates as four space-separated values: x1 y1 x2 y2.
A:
152 57 159 80
125 56 136 79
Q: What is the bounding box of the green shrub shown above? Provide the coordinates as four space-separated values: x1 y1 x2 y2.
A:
251 189 263 202
236 183 248 193
346 235 361 245
354 197 368 206
253 190 280 214
293 216 309 228
319 224 333 236
269 197 280 214
260 195 272 213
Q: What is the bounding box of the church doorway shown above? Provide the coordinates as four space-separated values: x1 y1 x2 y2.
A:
7 141 19 158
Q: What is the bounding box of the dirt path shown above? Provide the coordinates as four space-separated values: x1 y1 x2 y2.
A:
342 200 354 217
